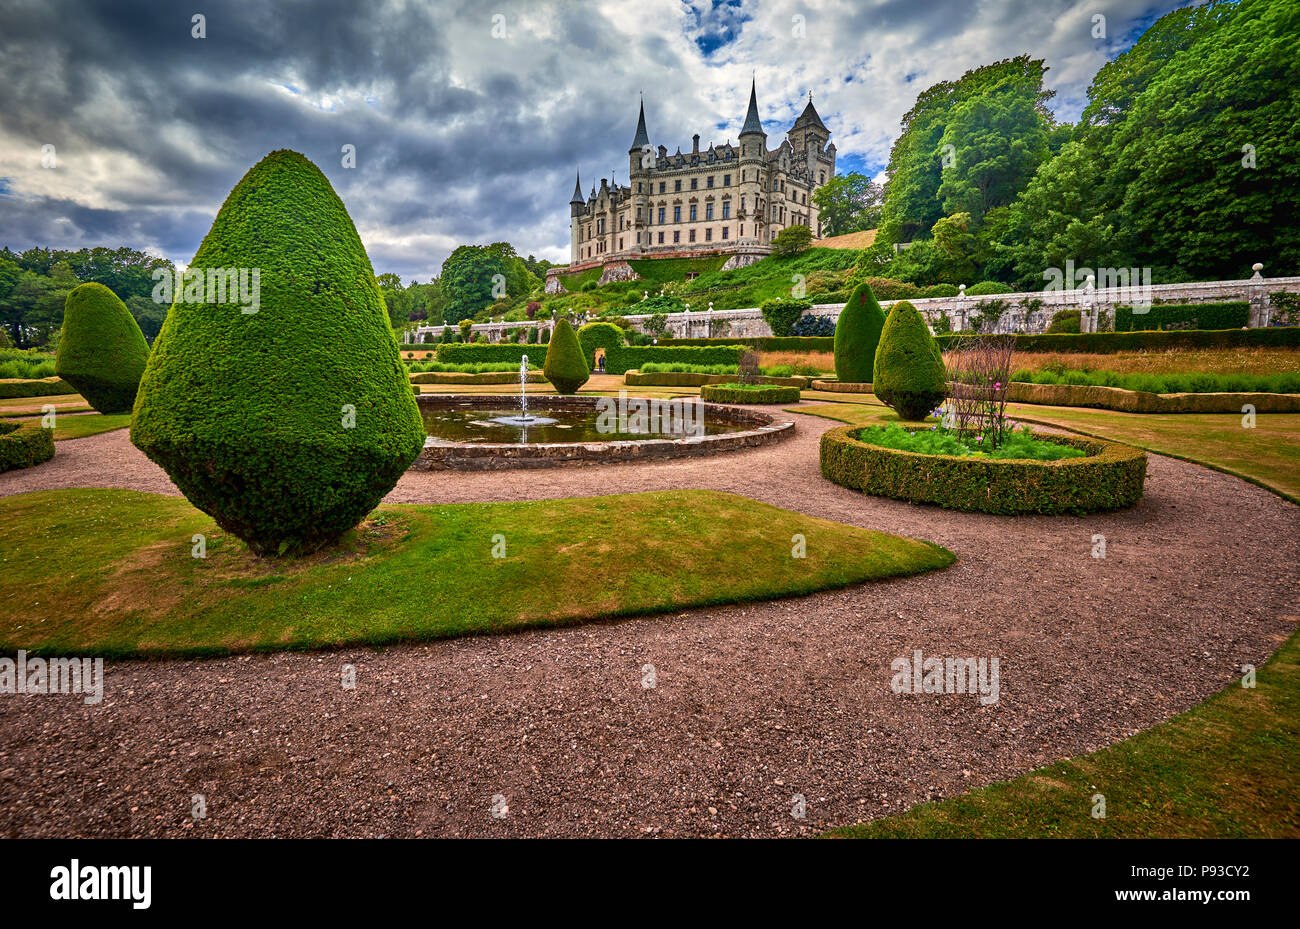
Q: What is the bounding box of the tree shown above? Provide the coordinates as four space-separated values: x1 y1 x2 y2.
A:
873 301 946 421
55 283 150 413
132 150 424 557
811 173 883 236
833 281 886 383
543 318 589 394
770 224 813 257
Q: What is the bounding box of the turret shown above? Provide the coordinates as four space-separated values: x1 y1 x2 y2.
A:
738 79 767 244
569 171 584 218
629 97 651 178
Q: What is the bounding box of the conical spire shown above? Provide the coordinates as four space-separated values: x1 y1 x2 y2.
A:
740 79 764 135
630 97 650 150
793 94 827 132
569 171 584 205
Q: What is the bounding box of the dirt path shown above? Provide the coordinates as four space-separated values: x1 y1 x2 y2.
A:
1 406 1297 837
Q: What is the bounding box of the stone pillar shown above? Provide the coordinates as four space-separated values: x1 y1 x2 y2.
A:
1249 262 1267 327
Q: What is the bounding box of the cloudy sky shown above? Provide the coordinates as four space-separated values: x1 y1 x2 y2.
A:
0 0 1186 282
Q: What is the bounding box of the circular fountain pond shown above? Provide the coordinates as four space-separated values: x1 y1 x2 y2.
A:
412 395 795 470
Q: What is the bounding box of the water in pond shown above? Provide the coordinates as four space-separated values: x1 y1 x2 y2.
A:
420 406 747 445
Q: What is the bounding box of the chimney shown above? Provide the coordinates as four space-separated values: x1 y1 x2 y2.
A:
692 134 700 154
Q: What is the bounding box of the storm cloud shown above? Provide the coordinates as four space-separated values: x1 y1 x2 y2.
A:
0 0 1179 280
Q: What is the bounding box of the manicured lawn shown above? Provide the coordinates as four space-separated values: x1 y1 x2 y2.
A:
795 398 1300 504
0 395 91 417
1011 347 1300 377
0 487 954 658
826 627 1300 838
6 412 132 441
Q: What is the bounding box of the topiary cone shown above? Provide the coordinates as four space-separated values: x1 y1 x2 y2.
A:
872 300 947 421
56 282 150 414
131 150 425 557
833 280 886 384
544 318 590 394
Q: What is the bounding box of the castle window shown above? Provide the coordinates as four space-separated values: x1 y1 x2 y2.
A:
636 207 642 220
819 172 825 184
659 182 666 194
690 178 698 190
705 227 712 242
674 206 681 222
705 203 713 220
688 229 696 242
706 176 714 188
723 174 730 186
722 201 730 219
739 224 744 236
772 179 778 191
673 231 680 244
658 207 666 224
619 238 623 250
658 231 664 244
674 180 682 192
689 204 697 222
721 226 729 240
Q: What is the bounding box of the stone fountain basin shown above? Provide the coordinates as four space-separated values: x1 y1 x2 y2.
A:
411 394 795 471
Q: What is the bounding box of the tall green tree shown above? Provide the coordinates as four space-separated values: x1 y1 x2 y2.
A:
811 172 883 236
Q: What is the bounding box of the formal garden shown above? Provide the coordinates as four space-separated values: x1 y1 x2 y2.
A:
1 143 1297 839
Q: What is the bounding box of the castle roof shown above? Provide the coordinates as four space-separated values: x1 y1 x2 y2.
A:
793 96 827 132
631 98 650 150
740 79 764 135
569 171 584 205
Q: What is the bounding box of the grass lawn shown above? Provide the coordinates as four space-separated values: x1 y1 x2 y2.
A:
1010 347 1300 377
793 397 1300 504
826 627 1300 838
6 412 132 440
0 487 954 658
0 395 90 417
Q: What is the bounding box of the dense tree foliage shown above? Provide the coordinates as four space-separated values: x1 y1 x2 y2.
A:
811 172 883 236
439 242 540 324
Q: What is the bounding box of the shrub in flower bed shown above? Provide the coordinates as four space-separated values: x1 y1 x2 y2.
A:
0 420 55 472
700 383 802 404
820 424 1146 515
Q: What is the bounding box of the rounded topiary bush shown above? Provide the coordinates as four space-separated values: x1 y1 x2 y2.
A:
544 318 590 394
0 420 55 472
833 281 886 384
577 321 625 370
131 150 425 557
55 282 150 414
873 300 946 421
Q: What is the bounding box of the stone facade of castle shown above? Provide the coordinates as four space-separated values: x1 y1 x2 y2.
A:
549 82 836 289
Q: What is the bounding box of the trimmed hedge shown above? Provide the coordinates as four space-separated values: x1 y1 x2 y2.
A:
410 371 547 385
760 298 813 337
0 378 77 399
834 281 886 383
55 282 150 414
700 383 802 404
1115 301 1249 332
577 321 626 370
438 340 744 375
935 327 1300 353
1007 381 1300 413
543 318 590 394
658 336 833 352
0 420 55 472
132 150 425 557
810 380 873 394
626 371 810 388
820 425 1147 515
437 343 541 365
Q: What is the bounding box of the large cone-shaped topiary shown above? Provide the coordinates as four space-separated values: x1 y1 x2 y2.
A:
131 150 425 557
56 282 150 413
833 280 886 384
872 300 947 421
544 318 590 394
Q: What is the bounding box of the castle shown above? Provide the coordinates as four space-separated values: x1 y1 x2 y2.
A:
549 81 836 290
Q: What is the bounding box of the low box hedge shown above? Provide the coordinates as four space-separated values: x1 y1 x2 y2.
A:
410 371 548 385
0 378 78 399
819 425 1147 515
662 336 835 352
625 371 810 388
439 341 743 375
700 383 802 404
810 380 873 394
0 420 55 472
1007 382 1300 413
436 344 544 365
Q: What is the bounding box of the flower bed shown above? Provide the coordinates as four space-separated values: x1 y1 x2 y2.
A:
0 420 55 472
820 424 1147 515
700 383 803 404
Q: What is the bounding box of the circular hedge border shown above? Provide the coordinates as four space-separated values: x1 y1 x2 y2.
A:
819 424 1147 515
0 420 55 473
700 383 802 404
810 380 872 394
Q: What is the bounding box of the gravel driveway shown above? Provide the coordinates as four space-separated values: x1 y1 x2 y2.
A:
1 407 1296 837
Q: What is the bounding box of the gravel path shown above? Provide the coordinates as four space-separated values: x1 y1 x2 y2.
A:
1 407 1297 837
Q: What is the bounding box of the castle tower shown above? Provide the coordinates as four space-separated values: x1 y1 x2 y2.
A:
737 79 767 245
628 97 651 253
790 94 832 186
568 171 584 264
